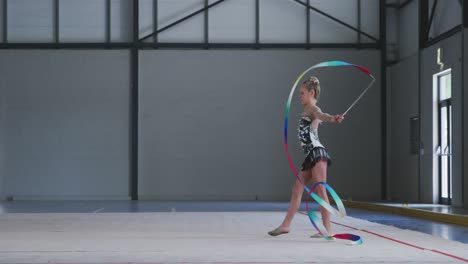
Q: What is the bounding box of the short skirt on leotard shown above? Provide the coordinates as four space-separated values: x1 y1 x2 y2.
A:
301 147 332 171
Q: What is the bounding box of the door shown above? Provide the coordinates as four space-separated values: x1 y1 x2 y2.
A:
437 72 452 205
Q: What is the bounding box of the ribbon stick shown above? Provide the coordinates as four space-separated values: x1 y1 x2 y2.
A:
343 78 375 116
284 61 375 245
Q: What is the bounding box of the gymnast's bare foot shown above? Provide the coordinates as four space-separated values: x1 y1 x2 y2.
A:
268 227 290 236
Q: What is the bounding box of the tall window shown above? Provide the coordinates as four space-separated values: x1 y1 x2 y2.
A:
436 70 452 204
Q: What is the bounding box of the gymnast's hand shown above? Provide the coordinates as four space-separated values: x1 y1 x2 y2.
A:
334 115 344 124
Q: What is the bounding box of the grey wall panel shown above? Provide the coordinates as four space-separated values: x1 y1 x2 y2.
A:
5 0 132 43
419 52 434 203
7 0 54 42
387 7 398 50
2 0 380 44
0 0 5 43
209 0 255 43
450 57 463 207
360 0 379 42
307 0 362 43
388 54 419 202
0 50 130 200
110 0 132 42
429 0 462 39
157 0 204 43
420 33 462 205
260 0 307 43
139 50 381 201
0 75 4 199
59 0 106 42
139 0 154 40
464 29 468 208
398 0 419 60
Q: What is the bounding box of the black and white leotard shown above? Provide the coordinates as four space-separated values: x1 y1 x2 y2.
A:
298 116 332 170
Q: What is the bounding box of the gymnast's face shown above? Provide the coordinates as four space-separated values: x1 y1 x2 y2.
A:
299 86 315 106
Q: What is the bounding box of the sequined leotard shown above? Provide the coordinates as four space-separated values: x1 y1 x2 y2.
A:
298 106 332 170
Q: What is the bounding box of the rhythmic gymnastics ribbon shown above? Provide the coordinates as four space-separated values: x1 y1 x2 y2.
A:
284 61 375 245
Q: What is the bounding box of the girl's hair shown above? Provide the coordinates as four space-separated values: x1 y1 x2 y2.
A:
302 76 321 99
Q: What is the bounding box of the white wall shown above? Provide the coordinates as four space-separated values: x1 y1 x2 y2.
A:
139 49 381 201
0 50 131 200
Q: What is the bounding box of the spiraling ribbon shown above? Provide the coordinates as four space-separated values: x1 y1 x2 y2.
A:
284 61 375 245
